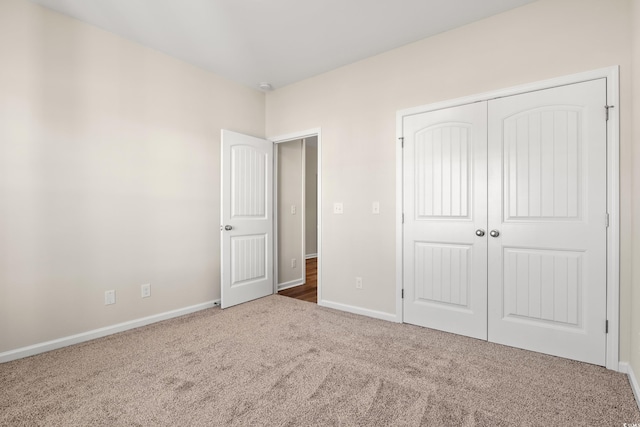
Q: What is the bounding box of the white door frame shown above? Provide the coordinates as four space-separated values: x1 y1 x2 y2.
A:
270 128 322 302
396 66 620 371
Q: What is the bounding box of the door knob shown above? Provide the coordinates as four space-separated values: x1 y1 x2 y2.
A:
224 225 233 231
490 230 500 238
475 229 485 237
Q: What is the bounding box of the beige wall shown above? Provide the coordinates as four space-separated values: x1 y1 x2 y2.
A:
2 0 636 369
266 0 634 360
631 0 640 375
305 138 318 256
277 140 304 285
0 0 265 353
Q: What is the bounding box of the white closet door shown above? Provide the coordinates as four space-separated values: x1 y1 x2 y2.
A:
487 79 607 365
403 102 488 340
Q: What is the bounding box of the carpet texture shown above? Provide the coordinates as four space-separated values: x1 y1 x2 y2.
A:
1 295 639 426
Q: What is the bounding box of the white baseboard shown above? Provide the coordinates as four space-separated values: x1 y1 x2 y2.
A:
619 362 640 412
318 299 399 323
0 300 220 364
277 279 305 291
305 253 318 259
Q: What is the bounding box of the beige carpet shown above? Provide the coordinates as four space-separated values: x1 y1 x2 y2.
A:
1 295 639 426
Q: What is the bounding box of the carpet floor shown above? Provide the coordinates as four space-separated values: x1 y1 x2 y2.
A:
1 295 639 426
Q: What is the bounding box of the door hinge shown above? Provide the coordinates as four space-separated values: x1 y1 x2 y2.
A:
399 137 404 148
402 213 405 224
605 320 609 334
605 105 615 121
401 289 404 299
605 213 610 228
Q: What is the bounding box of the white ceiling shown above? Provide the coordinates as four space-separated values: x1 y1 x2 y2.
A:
29 0 536 90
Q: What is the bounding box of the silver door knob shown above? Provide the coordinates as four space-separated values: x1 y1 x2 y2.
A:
475 229 485 237
224 225 233 231
490 230 500 238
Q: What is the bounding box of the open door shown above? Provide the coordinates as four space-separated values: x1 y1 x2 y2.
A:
220 130 274 308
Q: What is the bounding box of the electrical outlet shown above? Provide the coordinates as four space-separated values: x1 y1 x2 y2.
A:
356 277 363 289
372 201 380 214
104 290 116 305
291 205 296 215
291 258 297 269
333 202 343 214
141 283 151 298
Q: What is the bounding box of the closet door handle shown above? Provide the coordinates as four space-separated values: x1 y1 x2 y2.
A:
475 229 485 237
490 230 500 238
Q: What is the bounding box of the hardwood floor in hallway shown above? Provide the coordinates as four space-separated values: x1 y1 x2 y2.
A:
278 257 317 303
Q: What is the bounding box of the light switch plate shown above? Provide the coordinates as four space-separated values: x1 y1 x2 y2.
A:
141 284 151 298
105 290 116 305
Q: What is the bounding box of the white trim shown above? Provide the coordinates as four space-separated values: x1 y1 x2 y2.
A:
270 128 320 144
317 130 322 303
605 67 620 371
319 299 398 323
0 300 219 364
277 278 305 291
305 253 318 259
301 139 307 291
270 128 322 304
619 362 640 412
395 115 404 323
273 143 280 290
398 67 620 118
396 66 620 369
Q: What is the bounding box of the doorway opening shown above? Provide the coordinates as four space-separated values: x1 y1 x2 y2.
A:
272 131 321 304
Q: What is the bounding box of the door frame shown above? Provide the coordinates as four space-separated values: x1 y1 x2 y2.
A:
396 66 620 370
270 128 322 302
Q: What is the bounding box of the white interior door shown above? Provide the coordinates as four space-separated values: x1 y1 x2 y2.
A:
403 102 488 340
220 130 274 309
487 79 608 365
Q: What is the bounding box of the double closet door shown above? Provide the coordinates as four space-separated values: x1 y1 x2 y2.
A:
402 79 608 366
